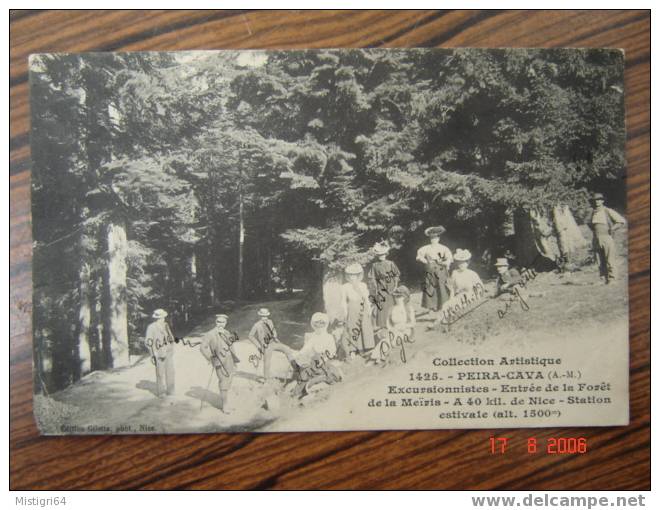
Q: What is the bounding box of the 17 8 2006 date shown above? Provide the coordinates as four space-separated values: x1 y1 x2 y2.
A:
490 437 588 454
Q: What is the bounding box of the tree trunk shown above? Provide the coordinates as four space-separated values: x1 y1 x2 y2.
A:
266 242 273 296
237 185 245 300
207 235 216 305
77 262 92 376
34 330 52 394
103 221 130 368
190 250 198 312
89 273 104 371
514 207 560 270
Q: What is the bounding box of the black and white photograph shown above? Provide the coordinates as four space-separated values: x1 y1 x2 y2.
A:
30 48 629 434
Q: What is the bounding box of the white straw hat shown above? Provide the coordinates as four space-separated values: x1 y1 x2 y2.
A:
344 263 363 275
454 249 472 262
310 312 329 326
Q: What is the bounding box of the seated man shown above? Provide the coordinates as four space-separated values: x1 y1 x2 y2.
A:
264 312 342 396
495 257 523 297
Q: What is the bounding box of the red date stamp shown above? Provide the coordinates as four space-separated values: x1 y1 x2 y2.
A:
490 436 588 454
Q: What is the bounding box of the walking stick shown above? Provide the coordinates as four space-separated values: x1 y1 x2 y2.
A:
200 364 216 412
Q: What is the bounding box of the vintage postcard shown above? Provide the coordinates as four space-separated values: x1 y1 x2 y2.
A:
29 49 628 434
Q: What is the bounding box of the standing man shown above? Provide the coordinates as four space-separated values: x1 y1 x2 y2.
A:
367 241 400 330
144 308 176 399
590 192 626 284
200 314 239 413
248 308 279 374
416 226 453 312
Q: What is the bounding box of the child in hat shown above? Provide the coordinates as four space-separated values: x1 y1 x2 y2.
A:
369 285 416 364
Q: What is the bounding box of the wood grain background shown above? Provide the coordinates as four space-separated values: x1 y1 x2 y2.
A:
9 10 650 490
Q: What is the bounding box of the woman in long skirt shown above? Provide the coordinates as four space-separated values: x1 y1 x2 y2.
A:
416 226 453 311
340 263 375 356
367 241 400 331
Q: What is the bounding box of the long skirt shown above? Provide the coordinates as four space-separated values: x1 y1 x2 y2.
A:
421 261 450 311
342 297 375 354
371 289 395 330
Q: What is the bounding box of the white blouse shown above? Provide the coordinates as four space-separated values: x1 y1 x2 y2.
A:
450 268 483 295
416 243 453 266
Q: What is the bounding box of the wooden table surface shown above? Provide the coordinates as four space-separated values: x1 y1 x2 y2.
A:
10 10 650 490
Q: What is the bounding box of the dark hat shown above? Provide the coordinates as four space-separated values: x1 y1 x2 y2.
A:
373 241 390 255
424 226 446 237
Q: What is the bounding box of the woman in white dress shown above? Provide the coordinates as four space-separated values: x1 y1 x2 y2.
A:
340 263 375 356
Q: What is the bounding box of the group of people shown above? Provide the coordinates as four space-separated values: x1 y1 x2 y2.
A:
143 305 345 412
143 192 626 413
141 225 536 412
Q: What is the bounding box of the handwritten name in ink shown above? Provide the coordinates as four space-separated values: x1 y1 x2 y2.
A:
298 350 340 383
146 335 203 350
368 270 398 311
248 322 277 368
378 330 416 363
422 271 439 298
207 331 240 377
497 268 537 319
347 299 366 356
439 283 488 325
